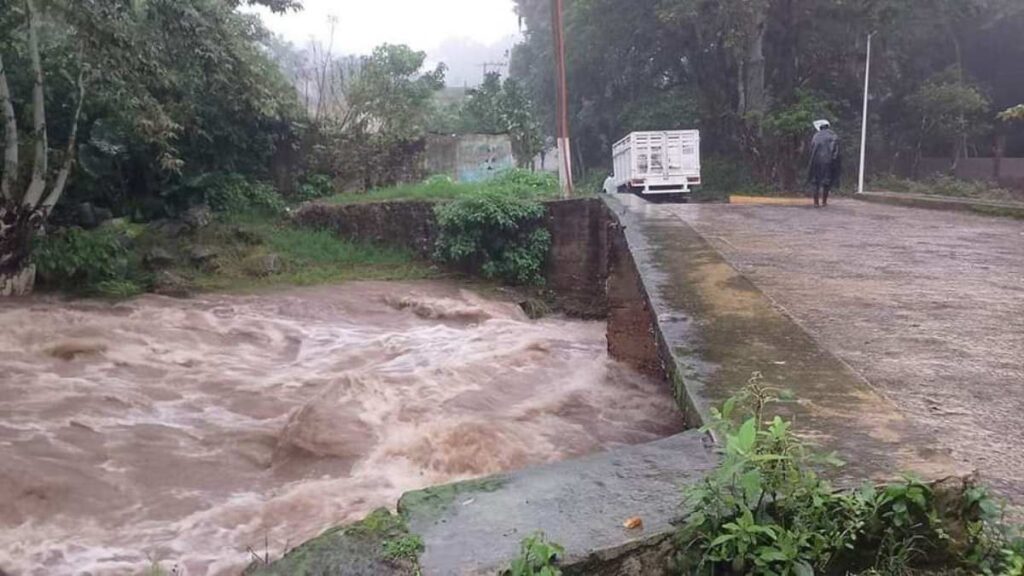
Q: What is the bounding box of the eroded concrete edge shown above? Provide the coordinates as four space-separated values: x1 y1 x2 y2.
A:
602 194 959 486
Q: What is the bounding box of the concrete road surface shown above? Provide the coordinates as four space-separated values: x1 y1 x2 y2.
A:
667 199 1024 503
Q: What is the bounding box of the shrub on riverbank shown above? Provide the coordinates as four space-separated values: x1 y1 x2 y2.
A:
434 190 551 286
31 213 432 298
674 376 1024 575
324 169 560 206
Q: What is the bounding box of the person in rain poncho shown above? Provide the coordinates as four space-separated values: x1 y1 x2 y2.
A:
807 120 842 207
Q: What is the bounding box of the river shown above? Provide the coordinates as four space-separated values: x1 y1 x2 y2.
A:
0 281 682 575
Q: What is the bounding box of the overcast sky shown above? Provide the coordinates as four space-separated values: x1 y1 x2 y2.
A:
249 0 523 86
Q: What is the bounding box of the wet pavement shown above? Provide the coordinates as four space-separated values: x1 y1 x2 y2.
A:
661 199 1024 503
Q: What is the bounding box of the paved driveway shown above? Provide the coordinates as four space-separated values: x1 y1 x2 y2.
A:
666 199 1024 502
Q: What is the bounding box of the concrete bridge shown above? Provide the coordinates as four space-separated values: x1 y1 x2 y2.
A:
260 194 1023 575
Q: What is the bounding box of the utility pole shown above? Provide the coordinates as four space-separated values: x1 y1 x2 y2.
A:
550 0 573 198
858 32 874 195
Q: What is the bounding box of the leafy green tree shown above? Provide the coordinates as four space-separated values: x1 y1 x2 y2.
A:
0 0 302 294
346 44 446 140
462 72 506 134
908 70 991 171
500 77 545 168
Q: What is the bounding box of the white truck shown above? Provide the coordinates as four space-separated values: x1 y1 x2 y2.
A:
611 130 701 195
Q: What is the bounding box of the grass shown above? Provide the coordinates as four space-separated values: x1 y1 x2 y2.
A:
182 213 438 293
871 173 1020 203
323 170 562 205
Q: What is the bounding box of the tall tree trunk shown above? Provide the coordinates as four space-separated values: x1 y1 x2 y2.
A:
21 0 48 209
739 14 768 120
0 53 18 201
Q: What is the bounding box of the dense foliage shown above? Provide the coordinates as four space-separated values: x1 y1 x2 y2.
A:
32 226 134 295
433 170 556 285
676 376 1024 575
0 0 303 219
509 0 1024 189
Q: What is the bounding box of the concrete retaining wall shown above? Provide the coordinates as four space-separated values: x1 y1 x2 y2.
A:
917 156 1024 189
293 198 620 320
424 134 514 183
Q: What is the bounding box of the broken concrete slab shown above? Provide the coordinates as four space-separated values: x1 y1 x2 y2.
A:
403 431 716 576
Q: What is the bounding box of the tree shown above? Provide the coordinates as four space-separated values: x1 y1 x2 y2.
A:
509 0 1024 188
1 0 85 295
462 72 506 134
346 44 446 140
500 77 545 168
908 70 990 171
1 0 304 295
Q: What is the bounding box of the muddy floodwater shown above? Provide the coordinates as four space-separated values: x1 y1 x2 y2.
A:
0 281 682 575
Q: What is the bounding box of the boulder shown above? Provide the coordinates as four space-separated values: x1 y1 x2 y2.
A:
188 245 218 266
152 270 193 298
76 203 98 229
93 207 114 226
143 247 175 270
231 226 264 246
147 219 188 238
243 253 282 277
182 205 213 231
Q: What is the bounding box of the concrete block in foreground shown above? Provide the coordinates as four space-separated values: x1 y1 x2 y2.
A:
402 430 716 575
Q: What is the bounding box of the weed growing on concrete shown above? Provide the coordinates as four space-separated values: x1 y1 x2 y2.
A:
676 375 1024 575
503 533 564 576
382 533 425 562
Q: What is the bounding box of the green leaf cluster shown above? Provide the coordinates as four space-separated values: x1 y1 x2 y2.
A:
433 174 553 286
32 227 139 296
168 173 285 216
503 533 564 576
677 376 1024 575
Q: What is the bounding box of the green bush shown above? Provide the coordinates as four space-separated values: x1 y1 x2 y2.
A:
434 190 551 285
201 173 286 215
295 174 334 202
486 168 559 196
33 227 134 294
676 375 1024 575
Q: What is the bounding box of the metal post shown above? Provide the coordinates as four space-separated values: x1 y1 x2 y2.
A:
858 32 873 195
551 0 573 198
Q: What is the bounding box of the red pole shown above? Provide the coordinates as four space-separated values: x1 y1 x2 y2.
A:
550 0 573 197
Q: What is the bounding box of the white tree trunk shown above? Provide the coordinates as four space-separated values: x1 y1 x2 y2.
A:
0 264 36 296
22 0 49 209
0 53 19 201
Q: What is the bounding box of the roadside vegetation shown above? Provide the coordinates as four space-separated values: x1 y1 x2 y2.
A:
29 167 559 298
503 379 1024 576
324 169 560 206
509 1 1024 195
871 174 1021 204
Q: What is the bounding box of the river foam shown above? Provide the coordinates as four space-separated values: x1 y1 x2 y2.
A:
0 281 682 575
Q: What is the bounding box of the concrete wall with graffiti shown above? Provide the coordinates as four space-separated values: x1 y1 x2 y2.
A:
425 134 514 183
